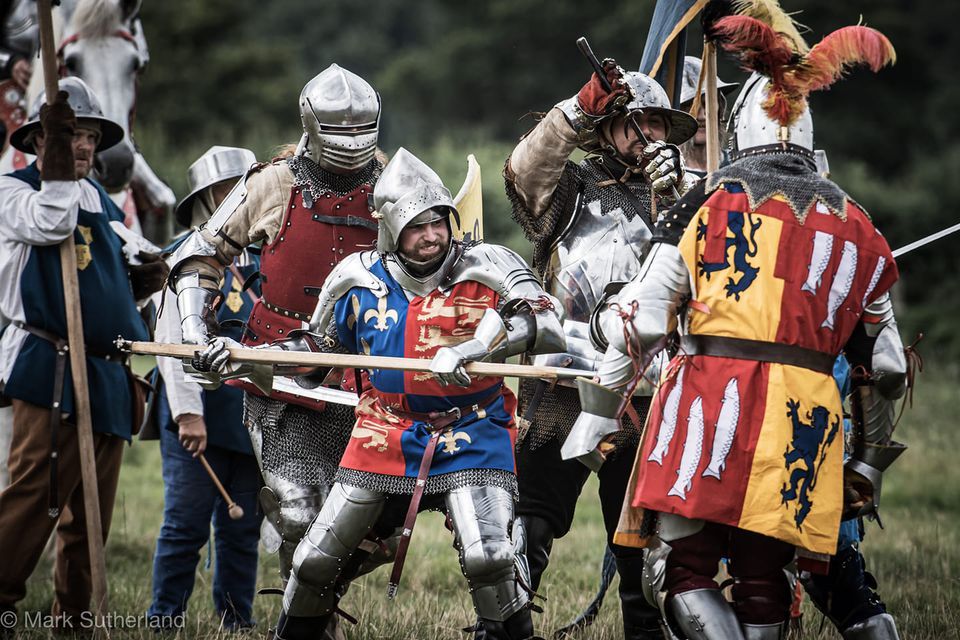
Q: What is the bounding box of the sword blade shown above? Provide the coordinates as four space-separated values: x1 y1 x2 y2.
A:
892 221 960 258
265 376 360 406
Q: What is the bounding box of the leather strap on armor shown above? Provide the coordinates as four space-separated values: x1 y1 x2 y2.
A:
592 159 656 235
385 387 503 598
387 428 441 600
12 321 127 519
309 212 378 230
262 298 311 322
383 387 502 428
680 334 835 375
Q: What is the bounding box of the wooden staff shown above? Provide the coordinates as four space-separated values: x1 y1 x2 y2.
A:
197 454 244 520
703 40 721 175
36 0 109 615
117 339 595 381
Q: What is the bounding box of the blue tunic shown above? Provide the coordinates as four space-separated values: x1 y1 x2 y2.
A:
2 164 149 440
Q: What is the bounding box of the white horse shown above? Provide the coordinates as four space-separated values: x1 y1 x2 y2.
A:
0 0 174 240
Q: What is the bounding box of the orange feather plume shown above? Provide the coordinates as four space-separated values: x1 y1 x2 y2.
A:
793 26 897 92
711 10 896 128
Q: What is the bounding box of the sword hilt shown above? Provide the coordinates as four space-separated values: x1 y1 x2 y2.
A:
576 37 612 92
575 36 682 202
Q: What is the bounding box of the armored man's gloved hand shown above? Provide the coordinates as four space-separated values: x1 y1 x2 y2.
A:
188 336 278 394
430 308 516 387
129 251 170 300
39 90 78 182
557 58 634 136
192 336 244 377
577 58 631 118
642 140 686 200
431 299 565 387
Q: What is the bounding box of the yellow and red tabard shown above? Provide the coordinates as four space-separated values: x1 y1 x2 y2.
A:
631 183 898 554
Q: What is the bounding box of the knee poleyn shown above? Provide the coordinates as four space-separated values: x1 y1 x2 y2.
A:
460 539 516 585
291 539 349 594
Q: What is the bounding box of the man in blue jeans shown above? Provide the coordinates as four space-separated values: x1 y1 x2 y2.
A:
147 146 262 630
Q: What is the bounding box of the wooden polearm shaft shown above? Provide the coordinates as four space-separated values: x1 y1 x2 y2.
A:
119 340 595 381
37 0 109 616
703 40 721 175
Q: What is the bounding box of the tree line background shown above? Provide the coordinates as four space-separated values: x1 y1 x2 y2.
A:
133 0 959 362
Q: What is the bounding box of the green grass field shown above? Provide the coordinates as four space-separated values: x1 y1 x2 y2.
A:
9 366 960 639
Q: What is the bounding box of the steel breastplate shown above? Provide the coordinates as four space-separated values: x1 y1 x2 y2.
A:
547 187 653 324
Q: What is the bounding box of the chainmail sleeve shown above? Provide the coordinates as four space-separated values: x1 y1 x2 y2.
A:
503 106 585 275
504 159 582 276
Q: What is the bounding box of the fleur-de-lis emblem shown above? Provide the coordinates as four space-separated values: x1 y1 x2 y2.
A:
225 272 244 312
363 297 398 332
438 430 472 454
347 294 361 329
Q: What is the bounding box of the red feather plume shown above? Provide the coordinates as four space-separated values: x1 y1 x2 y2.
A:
711 13 896 128
712 15 795 78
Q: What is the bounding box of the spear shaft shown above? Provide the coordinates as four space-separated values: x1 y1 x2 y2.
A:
118 339 595 381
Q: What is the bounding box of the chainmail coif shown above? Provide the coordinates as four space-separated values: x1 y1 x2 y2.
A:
706 151 849 222
287 155 383 200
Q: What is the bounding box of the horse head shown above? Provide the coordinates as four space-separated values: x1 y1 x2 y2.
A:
59 0 145 191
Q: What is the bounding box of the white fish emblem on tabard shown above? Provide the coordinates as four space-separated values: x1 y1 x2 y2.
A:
702 378 741 480
801 231 833 295
648 366 685 465
822 240 858 330
667 396 705 501
861 256 886 308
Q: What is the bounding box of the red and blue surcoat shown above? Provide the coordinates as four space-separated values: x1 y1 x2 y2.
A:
332 257 518 488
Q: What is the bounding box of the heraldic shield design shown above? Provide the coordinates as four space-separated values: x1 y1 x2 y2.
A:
630 182 898 555
333 258 518 483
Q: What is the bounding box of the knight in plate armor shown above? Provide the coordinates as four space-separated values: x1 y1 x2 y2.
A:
503 58 697 638
167 64 383 593
564 10 904 639
197 147 565 640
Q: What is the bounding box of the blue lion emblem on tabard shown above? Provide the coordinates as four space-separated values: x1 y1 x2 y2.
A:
780 399 841 530
697 210 762 301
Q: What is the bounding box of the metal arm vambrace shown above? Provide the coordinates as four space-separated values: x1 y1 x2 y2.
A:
845 293 908 505
448 296 565 366
174 270 221 345
561 243 690 469
597 242 692 390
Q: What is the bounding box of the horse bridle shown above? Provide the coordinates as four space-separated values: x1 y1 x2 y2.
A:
56 28 146 132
